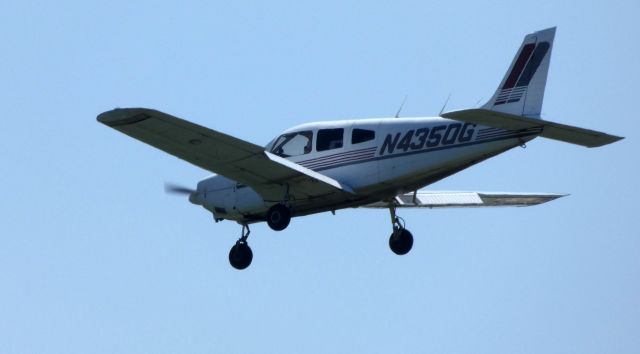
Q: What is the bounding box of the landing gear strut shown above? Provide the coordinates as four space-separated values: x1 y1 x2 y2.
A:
229 224 253 270
388 205 413 255
266 203 291 231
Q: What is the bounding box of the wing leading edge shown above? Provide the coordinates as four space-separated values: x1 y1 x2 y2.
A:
97 108 354 201
362 191 567 208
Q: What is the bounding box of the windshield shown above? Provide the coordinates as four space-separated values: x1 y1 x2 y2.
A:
270 131 313 157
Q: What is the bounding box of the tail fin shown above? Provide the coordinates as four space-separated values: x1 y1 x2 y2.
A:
443 27 623 148
482 27 556 118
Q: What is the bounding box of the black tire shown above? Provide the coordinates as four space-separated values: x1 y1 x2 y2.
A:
229 242 253 270
389 228 414 255
266 204 291 231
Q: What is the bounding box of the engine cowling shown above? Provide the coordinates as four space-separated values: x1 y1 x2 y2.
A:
197 175 266 221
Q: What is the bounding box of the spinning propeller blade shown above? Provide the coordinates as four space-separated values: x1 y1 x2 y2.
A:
164 182 196 196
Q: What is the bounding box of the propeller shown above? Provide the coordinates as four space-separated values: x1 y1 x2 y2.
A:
164 182 196 196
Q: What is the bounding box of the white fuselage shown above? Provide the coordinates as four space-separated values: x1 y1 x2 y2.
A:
195 117 540 222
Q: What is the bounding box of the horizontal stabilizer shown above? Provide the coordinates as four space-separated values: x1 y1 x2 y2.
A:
362 191 567 208
442 109 623 148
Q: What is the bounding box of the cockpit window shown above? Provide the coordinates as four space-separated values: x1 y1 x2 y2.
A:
316 128 344 151
270 131 313 157
351 129 375 144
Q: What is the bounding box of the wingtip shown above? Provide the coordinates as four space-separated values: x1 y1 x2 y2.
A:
96 110 114 124
96 108 151 127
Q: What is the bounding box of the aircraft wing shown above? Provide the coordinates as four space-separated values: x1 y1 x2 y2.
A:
97 108 354 201
362 191 567 208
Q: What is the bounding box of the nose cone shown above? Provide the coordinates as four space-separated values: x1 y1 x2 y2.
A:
189 192 203 205
189 180 212 205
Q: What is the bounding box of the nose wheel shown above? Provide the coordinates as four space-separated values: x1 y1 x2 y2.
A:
229 225 253 270
388 205 413 255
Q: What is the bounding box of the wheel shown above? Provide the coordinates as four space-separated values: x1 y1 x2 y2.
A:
266 204 291 231
389 228 413 255
229 242 253 270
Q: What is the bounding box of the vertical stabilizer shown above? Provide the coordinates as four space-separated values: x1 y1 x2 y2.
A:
482 27 556 118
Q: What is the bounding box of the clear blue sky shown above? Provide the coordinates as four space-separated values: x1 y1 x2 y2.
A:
1 1 638 353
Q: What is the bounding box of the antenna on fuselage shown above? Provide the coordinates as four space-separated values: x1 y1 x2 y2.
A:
439 93 451 116
394 95 408 118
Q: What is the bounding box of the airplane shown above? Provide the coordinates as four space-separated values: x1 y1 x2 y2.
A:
97 27 623 270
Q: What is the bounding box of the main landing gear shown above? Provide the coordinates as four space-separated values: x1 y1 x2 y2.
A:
229 224 253 270
388 205 413 255
266 203 291 231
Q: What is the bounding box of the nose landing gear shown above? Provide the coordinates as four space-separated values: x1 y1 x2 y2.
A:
228 203 292 270
388 205 413 255
229 224 253 270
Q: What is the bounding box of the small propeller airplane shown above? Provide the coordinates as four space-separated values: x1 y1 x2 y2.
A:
98 27 622 270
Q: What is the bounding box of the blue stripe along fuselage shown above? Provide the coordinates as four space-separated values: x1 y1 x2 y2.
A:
299 147 377 170
301 130 540 172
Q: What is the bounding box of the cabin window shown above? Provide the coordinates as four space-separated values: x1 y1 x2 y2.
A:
270 131 313 157
316 128 344 151
351 129 375 144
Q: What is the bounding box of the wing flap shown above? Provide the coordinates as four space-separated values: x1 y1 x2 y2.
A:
97 108 353 200
441 108 623 148
362 191 567 208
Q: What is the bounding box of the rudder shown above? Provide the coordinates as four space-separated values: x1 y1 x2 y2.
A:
482 27 556 118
